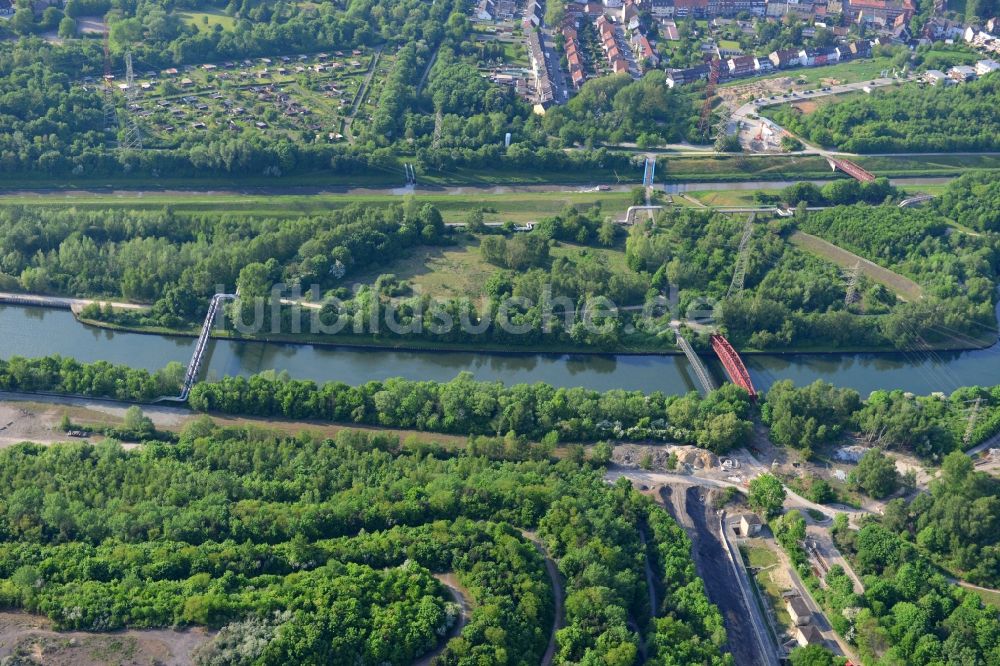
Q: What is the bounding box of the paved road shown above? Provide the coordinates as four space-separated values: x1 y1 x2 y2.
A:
773 535 861 662
0 291 147 311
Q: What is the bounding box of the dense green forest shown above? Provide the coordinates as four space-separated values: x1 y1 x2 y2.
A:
881 452 1000 587
933 171 1000 232
824 510 1000 665
769 74 1000 152
11 202 986 353
0 426 729 665
0 203 450 328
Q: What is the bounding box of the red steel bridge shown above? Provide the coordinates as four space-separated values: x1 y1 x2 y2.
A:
710 334 758 399
825 156 876 183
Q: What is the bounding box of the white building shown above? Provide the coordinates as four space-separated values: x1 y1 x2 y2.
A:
976 59 1000 75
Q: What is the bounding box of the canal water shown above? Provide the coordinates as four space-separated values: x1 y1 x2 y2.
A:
2 304 999 396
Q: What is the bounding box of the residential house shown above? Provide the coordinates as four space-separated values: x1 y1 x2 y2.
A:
754 56 774 73
632 32 659 66
769 48 801 68
475 0 495 21
797 48 817 67
976 58 1000 75
649 0 674 16
727 54 756 76
923 69 949 85
0 0 13 16
673 0 709 18
813 47 841 66
665 63 710 86
846 0 915 26
949 64 977 81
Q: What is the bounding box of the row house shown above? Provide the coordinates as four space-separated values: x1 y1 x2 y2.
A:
563 25 587 88
665 63 711 87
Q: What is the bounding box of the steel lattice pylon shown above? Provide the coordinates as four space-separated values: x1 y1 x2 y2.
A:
726 214 755 299
120 52 143 151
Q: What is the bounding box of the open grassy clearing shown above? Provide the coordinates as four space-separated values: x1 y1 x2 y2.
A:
349 237 631 300
969 586 1000 610
788 230 923 302
687 188 781 207
177 9 237 32
743 541 794 633
659 152 1000 182
659 154 833 181
350 238 498 300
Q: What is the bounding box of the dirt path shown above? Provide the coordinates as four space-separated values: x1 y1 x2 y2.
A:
639 527 659 619
521 531 565 666
413 573 472 666
0 611 209 665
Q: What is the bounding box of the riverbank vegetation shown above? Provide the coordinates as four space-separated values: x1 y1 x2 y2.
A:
0 428 729 664
2 195 996 355
763 379 1000 462
0 355 756 450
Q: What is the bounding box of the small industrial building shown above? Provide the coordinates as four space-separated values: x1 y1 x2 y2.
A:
740 513 762 536
795 624 824 648
786 596 812 626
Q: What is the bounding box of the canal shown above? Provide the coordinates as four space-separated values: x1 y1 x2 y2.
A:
2 304 999 395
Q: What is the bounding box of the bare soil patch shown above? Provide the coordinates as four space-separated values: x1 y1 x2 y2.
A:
0 611 209 666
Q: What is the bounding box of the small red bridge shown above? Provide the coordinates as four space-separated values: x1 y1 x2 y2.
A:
825 156 876 183
710 334 758 399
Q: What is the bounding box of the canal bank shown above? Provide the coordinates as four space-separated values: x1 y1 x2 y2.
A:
4 303 1000 396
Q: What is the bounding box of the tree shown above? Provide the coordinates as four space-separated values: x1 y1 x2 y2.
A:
590 441 613 466
789 644 839 666
851 449 899 499
58 16 77 38
123 405 154 437
748 473 786 518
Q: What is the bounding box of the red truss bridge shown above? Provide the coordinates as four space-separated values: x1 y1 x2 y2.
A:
825 156 876 183
710 334 758 399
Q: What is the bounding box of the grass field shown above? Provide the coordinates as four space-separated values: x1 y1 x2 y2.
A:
350 238 631 300
351 239 497 300
659 152 1000 182
721 58 896 90
788 230 924 302
687 188 781 206
743 541 794 634
177 9 237 32
969 586 1000 609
